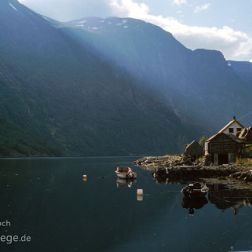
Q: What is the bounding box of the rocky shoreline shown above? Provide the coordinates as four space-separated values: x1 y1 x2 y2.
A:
134 155 252 214
135 155 252 183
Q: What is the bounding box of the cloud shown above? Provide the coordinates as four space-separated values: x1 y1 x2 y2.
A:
173 0 187 6
194 3 211 13
109 0 252 60
110 0 149 18
18 0 113 21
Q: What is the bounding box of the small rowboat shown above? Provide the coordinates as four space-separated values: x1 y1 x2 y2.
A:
115 167 137 179
181 182 209 198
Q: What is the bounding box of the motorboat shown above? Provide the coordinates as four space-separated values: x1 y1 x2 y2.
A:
115 167 137 179
181 182 209 198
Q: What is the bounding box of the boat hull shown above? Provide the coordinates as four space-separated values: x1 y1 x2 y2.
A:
181 184 209 199
182 189 208 198
115 171 137 179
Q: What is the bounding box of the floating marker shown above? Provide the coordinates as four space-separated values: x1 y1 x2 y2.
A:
137 189 143 195
137 189 144 201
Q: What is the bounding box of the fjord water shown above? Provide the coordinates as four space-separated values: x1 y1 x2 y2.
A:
0 157 252 252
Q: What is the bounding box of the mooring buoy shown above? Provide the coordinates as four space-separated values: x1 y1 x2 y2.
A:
137 189 143 195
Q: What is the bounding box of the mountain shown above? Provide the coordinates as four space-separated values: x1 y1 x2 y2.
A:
0 0 199 157
228 61 252 84
63 17 252 132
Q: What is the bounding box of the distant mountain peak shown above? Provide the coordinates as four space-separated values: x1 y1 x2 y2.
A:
192 48 227 66
64 16 174 37
193 48 224 57
66 17 133 32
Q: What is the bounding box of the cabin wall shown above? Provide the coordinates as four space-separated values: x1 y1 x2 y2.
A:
206 134 241 165
221 122 243 136
207 134 239 154
247 131 252 144
212 152 236 165
209 142 238 154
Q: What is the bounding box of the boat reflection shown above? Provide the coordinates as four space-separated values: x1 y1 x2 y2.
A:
182 196 208 215
137 194 143 201
154 176 252 214
116 178 137 188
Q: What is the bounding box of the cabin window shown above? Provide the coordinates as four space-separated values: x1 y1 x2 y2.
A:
237 128 242 133
229 128 234 133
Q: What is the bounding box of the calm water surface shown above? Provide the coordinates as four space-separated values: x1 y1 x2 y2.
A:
0 157 252 252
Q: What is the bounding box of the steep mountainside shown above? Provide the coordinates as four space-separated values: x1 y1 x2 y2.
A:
0 0 199 157
228 61 252 84
63 17 252 131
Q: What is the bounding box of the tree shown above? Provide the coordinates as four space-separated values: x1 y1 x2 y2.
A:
199 136 208 147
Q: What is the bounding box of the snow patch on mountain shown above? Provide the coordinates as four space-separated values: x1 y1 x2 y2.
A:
42 16 51 22
9 3 18 11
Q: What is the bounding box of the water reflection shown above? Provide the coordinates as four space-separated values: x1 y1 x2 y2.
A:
82 175 88 182
1 158 252 252
136 194 143 201
208 183 252 215
154 174 188 185
182 196 208 215
116 178 136 188
154 175 252 215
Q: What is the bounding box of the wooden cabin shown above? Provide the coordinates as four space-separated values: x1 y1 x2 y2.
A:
205 133 243 165
218 116 245 136
204 117 247 164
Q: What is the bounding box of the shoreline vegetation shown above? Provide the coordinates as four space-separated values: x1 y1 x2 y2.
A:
135 155 252 186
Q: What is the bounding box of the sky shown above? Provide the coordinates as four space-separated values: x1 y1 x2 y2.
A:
18 0 252 61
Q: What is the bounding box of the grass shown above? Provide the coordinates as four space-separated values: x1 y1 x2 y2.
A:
236 158 252 165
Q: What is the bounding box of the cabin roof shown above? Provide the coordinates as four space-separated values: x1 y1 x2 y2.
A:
206 132 243 143
239 127 252 143
218 117 245 134
185 140 198 150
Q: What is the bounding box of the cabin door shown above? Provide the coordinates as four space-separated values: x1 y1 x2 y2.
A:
218 154 228 165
